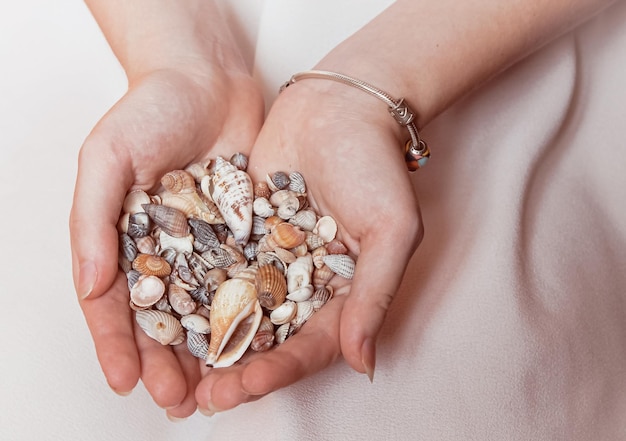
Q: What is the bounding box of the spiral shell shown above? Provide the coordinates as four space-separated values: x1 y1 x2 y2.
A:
289 209 317 232
305 232 325 250
277 196 300 220
120 233 138 262
322 254 356 279
186 330 209 359
253 197 275 218
161 169 196 194
271 222 306 249
142 203 190 238
168 284 197 316
254 181 272 199
313 264 335 288
188 218 220 249
135 309 185 345
184 162 209 183
251 316 275 352
311 286 333 311
311 246 329 269
127 212 151 238
270 171 290 190
287 254 313 293
255 264 287 310
132 254 172 277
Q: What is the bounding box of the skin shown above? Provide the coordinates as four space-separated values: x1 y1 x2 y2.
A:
71 0 616 419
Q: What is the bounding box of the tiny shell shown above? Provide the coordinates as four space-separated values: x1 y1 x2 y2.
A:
276 196 300 220
123 189 151 214
126 269 141 291
271 171 290 190
313 264 335 288
188 218 220 249
252 215 270 237
204 267 228 292
168 284 197 315
161 169 196 194
254 181 272 199
288 171 306 194
135 309 185 345
268 189 293 207
230 152 249 171
271 223 306 249
127 212 152 238
255 264 287 310
271 247 297 265
325 239 348 255
287 254 313 294
120 233 138 262
180 313 211 334
134 235 157 255
274 322 291 344
291 300 315 329
184 162 209 183
159 230 194 254
305 232 325 250
130 275 166 307
288 209 317 232
132 254 172 277
187 330 209 359
286 284 314 302
322 254 356 279
311 286 334 311
270 300 297 325
314 216 338 243
311 246 329 269
189 285 211 305
142 203 190 238
253 197 275 218
243 241 259 261
251 316 275 352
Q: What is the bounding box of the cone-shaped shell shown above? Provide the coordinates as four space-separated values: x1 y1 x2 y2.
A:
322 254 356 279
255 264 287 310
211 156 253 245
135 309 185 345
142 203 190 237
132 253 171 277
206 277 261 367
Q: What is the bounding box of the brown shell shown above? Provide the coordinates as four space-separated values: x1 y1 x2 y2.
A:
254 181 272 199
255 264 287 310
313 264 334 288
311 285 334 311
132 253 172 277
325 239 348 255
142 203 190 237
271 222 306 249
161 169 196 194
250 316 275 352
264 215 283 232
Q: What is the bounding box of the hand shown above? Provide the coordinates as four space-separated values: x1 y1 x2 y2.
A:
70 60 263 418
195 76 423 412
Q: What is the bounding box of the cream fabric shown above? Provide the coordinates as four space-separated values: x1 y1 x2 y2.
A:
1 1 624 440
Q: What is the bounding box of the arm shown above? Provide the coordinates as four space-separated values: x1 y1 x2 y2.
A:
196 0 615 413
70 0 263 419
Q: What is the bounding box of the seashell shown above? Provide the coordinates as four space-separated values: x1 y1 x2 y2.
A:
132 253 172 277
255 264 287 310
230 152 249 171
154 295 174 314
188 252 212 282
287 254 313 294
271 222 306 249
256 234 278 253
196 305 211 320
180 313 211 334
270 300 297 325
134 235 157 255
193 238 211 253
233 264 258 285
123 189 151 214
204 267 228 292
311 285 334 311
174 253 198 286
264 215 283 232
168 284 197 316
256 252 285 273
305 231 325 250
274 322 292 344
271 247 297 265
159 230 194 254
243 241 259 261
117 212 130 234
252 215 270 238
200 174 213 202
265 173 280 192
250 316 275 352
130 275 166 308
142 203 190 238
120 233 138 262
189 285 211 306
161 169 196 194
119 251 132 274
160 191 223 225
184 162 209 183
172 274 199 291
203 245 237 268
270 171 290 190
126 269 141 291
296 195 309 211
311 246 329 269
291 300 315 329
206 278 263 367
313 216 338 243
286 284 314 302
291 242 309 257
212 223 229 244
253 197 275 218
325 239 348 255
269 189 293 207
288 209 317 232
288 171 306 194
211 156 253 245
313 264 335 288
322 254 356 280
188 218 220 249
135 309 185 345
254 181 272 199
159 247 178 266
186 330 209 359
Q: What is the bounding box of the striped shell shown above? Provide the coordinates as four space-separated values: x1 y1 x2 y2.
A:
161 169 196 194
186 330 209 359
271 223 306 249
135 309 185 345
142 203 190 238
132 254 171 277
289 209 317 231
255 264 287 310
288 171 306 194
322 254 355 280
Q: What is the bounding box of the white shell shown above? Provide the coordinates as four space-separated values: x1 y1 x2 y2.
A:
289 209 317 231
180 313 211 334
270 300 297 325
291 300 315 328
286 284 314 302
276 196 300 220
130 275 165 308
274 322 291 344
286 254 313 293
288 171 306 194
313 216 337 243
135 309 185 345
159 230 194 254
322 254 356 279
168 284 197 316
253 197 275 218
123 189 151 214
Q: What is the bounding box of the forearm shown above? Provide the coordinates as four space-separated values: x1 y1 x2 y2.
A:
85 0 245 81
316 0 616 127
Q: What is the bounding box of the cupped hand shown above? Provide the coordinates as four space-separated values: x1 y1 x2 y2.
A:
70 64 263 418
195 77 424 413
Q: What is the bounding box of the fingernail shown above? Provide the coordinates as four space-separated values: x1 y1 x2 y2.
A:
206 402 223 414
166 412 187 423
198 407 215 417
361 338 376 383
79 261 97 299
112 388 132 397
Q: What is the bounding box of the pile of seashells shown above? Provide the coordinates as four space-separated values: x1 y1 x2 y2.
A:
117 153 356 368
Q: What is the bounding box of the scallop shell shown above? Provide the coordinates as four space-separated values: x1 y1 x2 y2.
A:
314 216 338 243
288 171 306 194
271 222 306 249
188 218 220 249
250 316 275 352
130 275 166 307
123 189 151 214
161 169 196 194
211 156 253 245
230 152 249 171
142 203 190 238
269 300 297 325
168 284 197 316
253 197 275 218
286 284 314 302
286 254 313 294
127 212 152 238
322 254 356 279
135 309 184 345
132 254 172 277
206 277 262 367
186 330 209 359
288 209 317 232
180 313 211 334
255 264 287 310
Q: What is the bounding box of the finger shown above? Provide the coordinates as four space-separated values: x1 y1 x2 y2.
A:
165 345 203 419
79 271 140 394
135 320 188 409
70 134 133 300
339 215 423 381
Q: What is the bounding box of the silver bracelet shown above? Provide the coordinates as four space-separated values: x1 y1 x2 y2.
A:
280 70 430 171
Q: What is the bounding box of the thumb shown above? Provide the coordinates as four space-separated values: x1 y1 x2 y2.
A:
70 137 132 300
339 218 423 381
